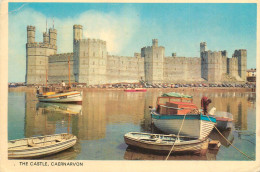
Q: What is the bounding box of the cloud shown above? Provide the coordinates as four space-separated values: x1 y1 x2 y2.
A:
8 6 141 82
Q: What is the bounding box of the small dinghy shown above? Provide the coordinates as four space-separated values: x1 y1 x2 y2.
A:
8 133 77 159
124 132 209 155
124 88 147 92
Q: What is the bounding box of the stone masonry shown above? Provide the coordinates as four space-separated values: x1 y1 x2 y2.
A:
25 25 247 85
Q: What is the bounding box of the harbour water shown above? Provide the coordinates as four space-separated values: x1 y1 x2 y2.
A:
8 90 256 160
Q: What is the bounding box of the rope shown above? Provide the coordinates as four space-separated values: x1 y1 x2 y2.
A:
165 113 187 160
206 115 254 160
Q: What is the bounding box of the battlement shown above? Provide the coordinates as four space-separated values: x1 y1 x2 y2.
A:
49 28 57 33
134 53 141 58
49 53 74 63
26 42 57 49
152 39 158 47
80 38 106 45
27 26 35 31
73 25 83 29
43 32 49 36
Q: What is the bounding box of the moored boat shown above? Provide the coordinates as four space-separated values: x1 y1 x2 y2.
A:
150 92 216 139
8 133 77 159
37 55 83 103
37 91 82 103
213 111 233 130
124 88 147 92
124 132 209 155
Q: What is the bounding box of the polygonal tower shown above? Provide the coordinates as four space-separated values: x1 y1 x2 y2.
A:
233 49 247 81
25 26 57 85
141 39 165 84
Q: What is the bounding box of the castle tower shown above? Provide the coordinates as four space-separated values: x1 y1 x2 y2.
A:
26 26 57 85
142 39 165 84
49 28 57 45
43 32 49 44
73 25 83 42
27 26 35 43
73 25 107 85
233 49 247 81
201 42 226 82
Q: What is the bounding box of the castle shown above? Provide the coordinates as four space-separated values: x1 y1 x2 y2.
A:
25 25 247 85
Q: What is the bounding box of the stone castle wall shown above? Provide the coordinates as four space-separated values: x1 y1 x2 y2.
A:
26 25 247 85
106 55 144 84
164 56 202 83
48 53 75 83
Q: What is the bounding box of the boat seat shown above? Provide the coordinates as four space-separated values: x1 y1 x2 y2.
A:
28 143 38 147
56 139 63 142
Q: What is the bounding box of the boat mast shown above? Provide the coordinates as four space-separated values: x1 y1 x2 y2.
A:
45 64 48 88
68 55 71 90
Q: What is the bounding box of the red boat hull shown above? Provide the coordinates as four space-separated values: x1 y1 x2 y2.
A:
124 89 147 92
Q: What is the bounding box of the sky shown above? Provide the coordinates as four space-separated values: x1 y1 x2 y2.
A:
8 3 257 82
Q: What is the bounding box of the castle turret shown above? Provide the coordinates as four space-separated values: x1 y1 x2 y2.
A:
43 32 49 44
49 28 57 45
27 26 35 43
73 25 83 42
200 42 207 55
152 39 158 47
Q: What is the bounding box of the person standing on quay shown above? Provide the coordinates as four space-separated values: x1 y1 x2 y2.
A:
62 80 66 90
201 96 212 115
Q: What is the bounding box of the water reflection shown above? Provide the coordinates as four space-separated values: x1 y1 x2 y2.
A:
209 129 234 147
15 89 256 160
124 147 218 160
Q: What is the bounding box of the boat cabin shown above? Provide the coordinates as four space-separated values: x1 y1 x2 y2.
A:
155 94 198 115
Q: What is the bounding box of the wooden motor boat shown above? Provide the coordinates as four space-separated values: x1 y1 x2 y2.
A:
37 55 82 103
8 133 77 159
124 88 147 92
150 93 216 139
124 132 209 156
37 91 82 103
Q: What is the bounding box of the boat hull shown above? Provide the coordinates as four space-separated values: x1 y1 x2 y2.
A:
216 120 233 130
124 132 209 155
8 134 77 159
151 111 216 139
38 91 82 103
124 89 147 92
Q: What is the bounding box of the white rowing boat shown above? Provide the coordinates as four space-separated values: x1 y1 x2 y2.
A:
124 132 209 155
8 133 77 159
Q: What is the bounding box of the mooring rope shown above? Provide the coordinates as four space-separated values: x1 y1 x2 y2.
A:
206 115 254 160
165 113 187 160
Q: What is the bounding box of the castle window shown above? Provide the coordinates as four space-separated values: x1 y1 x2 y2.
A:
93 52 95 57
